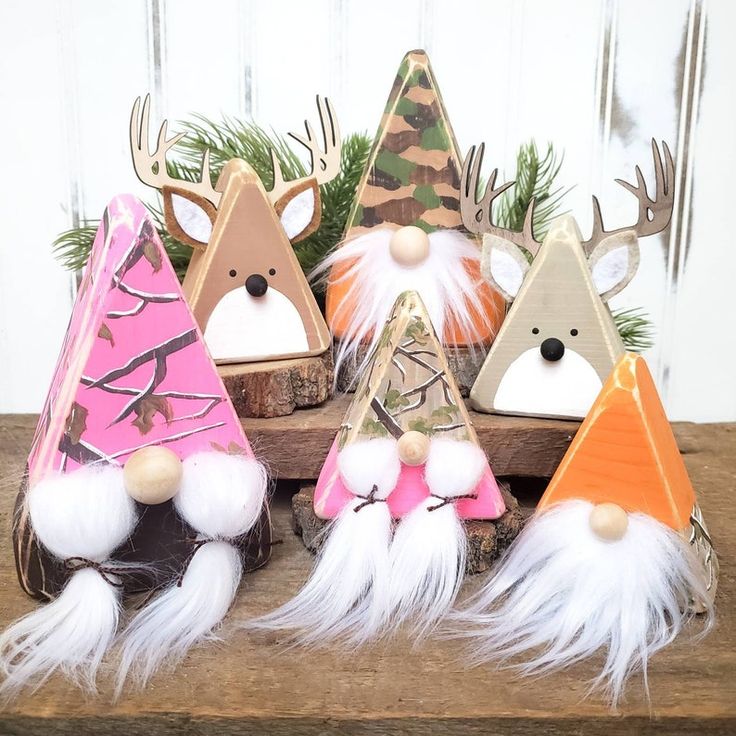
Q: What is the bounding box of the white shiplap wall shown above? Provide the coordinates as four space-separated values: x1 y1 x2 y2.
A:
0 0 733 420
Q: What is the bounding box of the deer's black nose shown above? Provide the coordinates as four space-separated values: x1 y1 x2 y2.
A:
245 273 268 297
540 337 565 362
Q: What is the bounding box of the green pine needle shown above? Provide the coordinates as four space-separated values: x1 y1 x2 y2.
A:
53 118 370 285
496 140 569 241
612 307 655 352
51 114 653 349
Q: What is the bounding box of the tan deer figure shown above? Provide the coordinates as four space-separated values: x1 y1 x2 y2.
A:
130 95 336 364
462 141 674 419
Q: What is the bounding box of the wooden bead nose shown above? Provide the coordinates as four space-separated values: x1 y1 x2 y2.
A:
123 446 183 505
589 502 629 541
397 431 431 466
389 226 430 267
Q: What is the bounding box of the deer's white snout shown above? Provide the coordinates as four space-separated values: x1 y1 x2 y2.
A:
493 346 602 419
204 286 308 362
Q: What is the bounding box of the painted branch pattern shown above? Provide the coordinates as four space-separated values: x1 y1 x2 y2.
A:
23 195 254 482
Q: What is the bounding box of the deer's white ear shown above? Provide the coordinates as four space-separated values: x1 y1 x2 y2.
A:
275 179 321 243
589 230 640 301
481 234 530 301
162 186 217 251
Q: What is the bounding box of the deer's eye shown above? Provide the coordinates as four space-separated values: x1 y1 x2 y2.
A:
269 268 276 276
570 328 578 336
229 269 237 278
532 327 539 335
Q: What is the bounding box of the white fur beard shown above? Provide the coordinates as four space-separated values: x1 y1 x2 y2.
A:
0 464 138 699
386 439 485 635
455 500 714 704
388 498 466 636
247 497 393 647
115 451 267 693
312 228 491 384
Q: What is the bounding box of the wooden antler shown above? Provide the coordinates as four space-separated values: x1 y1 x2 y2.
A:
582 140 674 255
268 96 342 205
460 143 541 257
130 95 222 208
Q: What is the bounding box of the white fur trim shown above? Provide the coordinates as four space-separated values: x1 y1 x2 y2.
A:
312 228 493 385
337 438 401 500
115 451 267 692
424 439 487 498
456 500 714 704
0 465 137 698
388 498 466 634
247 497 393 646
175 452 267 539
493 347 602 419
115 541 242 695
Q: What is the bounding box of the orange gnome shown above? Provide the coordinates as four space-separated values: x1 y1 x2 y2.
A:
456 353 717 705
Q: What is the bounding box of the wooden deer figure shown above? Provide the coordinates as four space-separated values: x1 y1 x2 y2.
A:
130 95 336 364
463 140 675 419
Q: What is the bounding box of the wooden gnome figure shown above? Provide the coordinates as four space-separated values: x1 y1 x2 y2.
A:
1 195 271 699
129 94 335 367
315 50 505 384
462 140 675 420
252 290 506 644
458 353 717 704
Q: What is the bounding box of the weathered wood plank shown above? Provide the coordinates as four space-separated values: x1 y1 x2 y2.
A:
0 416 734 735
241 394 582 480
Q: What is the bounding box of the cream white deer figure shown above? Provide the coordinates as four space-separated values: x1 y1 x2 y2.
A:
463 140 675 419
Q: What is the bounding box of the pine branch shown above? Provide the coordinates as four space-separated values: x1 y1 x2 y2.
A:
496 140 569 241
612 307 655 352
52 119 371 284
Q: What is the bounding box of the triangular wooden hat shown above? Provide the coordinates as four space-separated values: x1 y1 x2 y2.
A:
130 95 334 364
343 49 464 237
314 290 505 520
15 195 271 599
540 352 694 530
326 49 502 345
470 215 626 419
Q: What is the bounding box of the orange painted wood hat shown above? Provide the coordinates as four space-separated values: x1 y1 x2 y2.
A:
539 352 695 531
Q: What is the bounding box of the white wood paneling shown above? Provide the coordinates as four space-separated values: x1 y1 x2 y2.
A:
0 1 74 413
0 0 733 420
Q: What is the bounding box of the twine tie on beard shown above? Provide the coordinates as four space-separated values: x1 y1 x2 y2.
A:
426 493 478 512
175 533 283 587
63 557 126 588
353 485 388 513
176 538 213 587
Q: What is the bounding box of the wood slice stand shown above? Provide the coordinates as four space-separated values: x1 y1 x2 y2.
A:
219 351 333 418
292 482 525 574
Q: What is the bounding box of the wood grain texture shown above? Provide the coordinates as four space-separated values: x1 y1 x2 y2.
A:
0 414 734 733
219 352 333 418
181 160 331 363
292 483 524 574
241 394 579 480
470 216 626 419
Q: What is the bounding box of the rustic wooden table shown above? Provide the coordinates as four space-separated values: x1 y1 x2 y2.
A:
0 413 734 735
